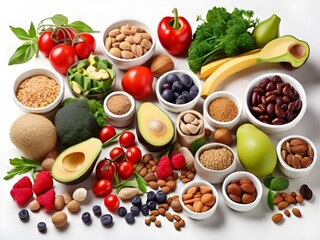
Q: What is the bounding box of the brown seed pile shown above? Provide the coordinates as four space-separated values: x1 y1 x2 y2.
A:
199 147 233 170
208 97 238 122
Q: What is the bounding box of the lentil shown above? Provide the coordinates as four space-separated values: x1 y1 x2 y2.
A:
208 97 238 122
16 75 60 108
199 147 233 170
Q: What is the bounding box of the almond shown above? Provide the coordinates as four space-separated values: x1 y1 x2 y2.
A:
285 194 296 204
228 194 242 203
157 179 167 187
273 195 284 205
291 144 308 154
226 182 243 196
292 208 301 217
161 186 171 194
277 201 289 210
186 186 198 195
242 192 256 204
193 200 203 213
284 209 291 217
200 185 212 194
272 213 283 224
295 194 304 204
240 183 256 194
201 193 215 207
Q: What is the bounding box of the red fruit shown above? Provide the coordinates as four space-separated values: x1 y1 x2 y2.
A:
33 171 54 196
170 153 185 170
10 188 33 206
12 176 32 189
156 156 173 179
36 189 56 212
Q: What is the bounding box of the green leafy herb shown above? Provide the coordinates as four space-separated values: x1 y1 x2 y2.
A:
4 157 41 180
102 128 128 148
263 175 289 210
134 172 147 193
191 137 206 155
114 171 147 194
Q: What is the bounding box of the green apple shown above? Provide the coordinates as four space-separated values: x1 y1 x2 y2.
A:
236 123 277 177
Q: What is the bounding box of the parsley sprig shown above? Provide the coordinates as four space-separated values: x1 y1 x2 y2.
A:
4 157 41 180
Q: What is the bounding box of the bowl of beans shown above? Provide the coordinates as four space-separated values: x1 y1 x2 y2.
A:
102 19 156 71
203 91 242 130
276 135 317 178
194 142 237 184
12 68 64 116
244 73 307 134
222 171 263 212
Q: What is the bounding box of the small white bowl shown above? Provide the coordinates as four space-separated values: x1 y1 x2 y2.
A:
222 171 263 212
103 91 135 128
203 91 242 130
276 135 317 178
244 73 307 134
12 68 64 115
156 70 202 113
194 142 237 184
179 180 218 220
101 19 156 71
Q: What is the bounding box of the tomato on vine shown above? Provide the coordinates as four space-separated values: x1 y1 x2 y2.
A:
125 146 142 164
38 31 56 57
109 147 125 162
117 161 134 179
95 159 116 181
49 43 77 74
74 33 96 59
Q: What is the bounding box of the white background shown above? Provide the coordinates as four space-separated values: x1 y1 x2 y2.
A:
1 0 320 239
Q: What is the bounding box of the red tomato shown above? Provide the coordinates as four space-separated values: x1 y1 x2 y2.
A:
95 159 116 181
121 66 154 100
117 161 134 179
99 125 116 143
119 131 136 148
38 31 56 57
125 146 142 164
92 179 113 197
109 147 125 162
74 33 96 59
49 44 77 74
104 193 120 211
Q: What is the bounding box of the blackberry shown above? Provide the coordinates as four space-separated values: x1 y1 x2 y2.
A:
118 206 127 217
155 190 167 204
18 209 29 222
125 212 135 224
130 205 140 216
100 214 113 226
147 200 156 210
81 212 91 224
131 195 142 207
140 204 149 216
37 222 47 233
92 205 102 217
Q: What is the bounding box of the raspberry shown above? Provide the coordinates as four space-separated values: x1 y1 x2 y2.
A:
12 176 32 189
33 170 54 196
10 188 33 206
36 189 56 212
170 153 186 170
156 156 172 179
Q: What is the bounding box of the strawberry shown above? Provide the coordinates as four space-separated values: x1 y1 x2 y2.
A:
36 189 56 212
12 176 32 189
156 156 173 179
33 170 54 196
10 188 33 206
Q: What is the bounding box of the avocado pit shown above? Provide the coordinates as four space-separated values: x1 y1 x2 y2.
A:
289 43 306 59
149 119 166 136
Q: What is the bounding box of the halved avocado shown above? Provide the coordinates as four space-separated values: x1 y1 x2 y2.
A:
52 137 102 184
136 102 175 152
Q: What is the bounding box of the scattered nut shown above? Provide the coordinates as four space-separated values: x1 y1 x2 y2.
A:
72 188 87 202
272 213 283 224
150 54 174 78
292 208 302 218
51 211 68 228
29 199 41 212
67 200 80 213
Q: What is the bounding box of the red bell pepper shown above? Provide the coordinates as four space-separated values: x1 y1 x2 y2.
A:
157 8 192 55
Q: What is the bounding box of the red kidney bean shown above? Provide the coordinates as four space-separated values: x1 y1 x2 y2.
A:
259 78 271 88
266 81 275 91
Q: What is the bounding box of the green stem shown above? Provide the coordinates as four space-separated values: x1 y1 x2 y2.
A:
171 8 180 30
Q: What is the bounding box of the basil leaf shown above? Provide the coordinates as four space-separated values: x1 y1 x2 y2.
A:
267 189 275 210
28 22 37 38
191 137 206 155
51 14 68 26
134 172 147 193
8 41 38 65
69 20 94 33
263 175 275 189
9 26 32 40
270 177 289 191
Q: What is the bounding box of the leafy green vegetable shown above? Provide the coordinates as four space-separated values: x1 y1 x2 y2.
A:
187 7 259 73
263 175 289 210
4 157 41 180
114 171 147 194
191 137 206 155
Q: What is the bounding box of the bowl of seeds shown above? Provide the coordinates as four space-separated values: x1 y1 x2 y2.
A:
194 142 237 184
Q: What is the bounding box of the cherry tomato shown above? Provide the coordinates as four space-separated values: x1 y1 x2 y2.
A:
117 161 134 179
125 146 142 164
49 44 77 74
56 27 77 44
104 193 120 211
38 31 56 57
121 66 154 100
95 159 116 181
99 125 116 143
74 33 96 59
92 179 113 197
119 131 136 148
109 147 125 162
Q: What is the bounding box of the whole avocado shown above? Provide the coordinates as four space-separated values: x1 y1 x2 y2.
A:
55 99 100 146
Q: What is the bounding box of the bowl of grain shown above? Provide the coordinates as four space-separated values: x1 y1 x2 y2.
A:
203 91 242 130
12 68 64 115
194 142 237 184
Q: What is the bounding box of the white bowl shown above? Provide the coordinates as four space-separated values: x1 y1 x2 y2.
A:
103 91 136 128
276 135 317 178
12 68 64 115
222 171 263 212
101 19 156 71
194 142 237 184
244 73 307 134
156 70 201 113
179 180 218 220
203 91 242 130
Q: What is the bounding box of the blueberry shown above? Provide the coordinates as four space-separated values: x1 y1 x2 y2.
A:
172 91 180 100
130 205 140 216
118 206 127 217
166 73 180 85
18 209 29 222
181 91 192 102
161 89 173 102
172 81 184 93
81 212 91 224
175 95 186 104
100 214 113 226
155 190 167 204
147 191 156 201
140 204 149 216
131 195 142 207
92 205 102 217
180 74 193 88
189 85 199 98
162 83 171 91
125 212 135 224
146 200 156 210
37 222 47 233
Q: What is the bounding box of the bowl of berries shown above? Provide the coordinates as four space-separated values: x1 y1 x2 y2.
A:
156 70 201 113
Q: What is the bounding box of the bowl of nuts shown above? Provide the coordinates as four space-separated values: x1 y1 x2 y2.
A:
222 171 263 212
179 180 218 220
244 73 307 134
102 19 156 70
276 135 317 178
194 142 237 184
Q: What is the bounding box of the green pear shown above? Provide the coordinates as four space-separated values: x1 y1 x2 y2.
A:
236 123 277 177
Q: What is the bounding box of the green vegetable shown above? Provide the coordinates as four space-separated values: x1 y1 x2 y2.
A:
191 137 206 156
187 7 259 73
114 171 147 194
4 157 41 180
9 14 94 65
263 175 289 210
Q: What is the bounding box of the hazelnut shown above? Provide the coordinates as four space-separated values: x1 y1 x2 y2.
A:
213 128 234 146
150 54 174 78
